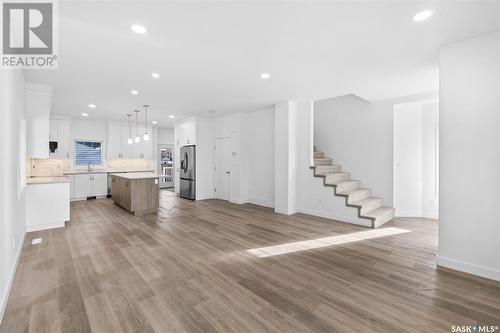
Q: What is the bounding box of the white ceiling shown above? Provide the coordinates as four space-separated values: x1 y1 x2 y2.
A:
25 1 500 127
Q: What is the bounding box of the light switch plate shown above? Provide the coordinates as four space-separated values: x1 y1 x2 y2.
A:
32 238 42 245
155 179 158 184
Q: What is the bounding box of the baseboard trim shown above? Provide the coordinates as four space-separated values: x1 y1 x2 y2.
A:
298 208 372 228
248 196 274 208
395 211 439 220
0 232 25 325
437 255 500 282
26 222 65 232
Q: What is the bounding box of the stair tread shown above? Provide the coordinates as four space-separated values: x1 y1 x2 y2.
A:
351 197 383 206
363 206 395 218
336 180 360 185
337 188 371 195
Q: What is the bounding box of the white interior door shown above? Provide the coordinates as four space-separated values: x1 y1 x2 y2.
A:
215 137 231 200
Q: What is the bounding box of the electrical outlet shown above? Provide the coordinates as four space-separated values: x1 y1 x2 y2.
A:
32 238 42 245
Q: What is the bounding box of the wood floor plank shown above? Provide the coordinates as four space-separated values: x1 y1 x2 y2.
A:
1 190 500 333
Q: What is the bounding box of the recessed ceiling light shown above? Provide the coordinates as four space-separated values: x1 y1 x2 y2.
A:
260 72 271 80
151 73 160 79
81 113 89 117
169 115 175 119
131 90 138 95
131 24 146 34
412 10 434 22
88 104 96 108
152 120 158 124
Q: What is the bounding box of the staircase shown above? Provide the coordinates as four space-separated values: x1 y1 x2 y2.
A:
310 150 395 228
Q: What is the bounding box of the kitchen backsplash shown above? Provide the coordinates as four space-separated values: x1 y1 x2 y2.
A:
107 159 151 170
28 158 72 177
28 158 153 177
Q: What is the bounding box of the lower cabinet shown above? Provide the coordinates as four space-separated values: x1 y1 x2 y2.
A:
71 173 108 200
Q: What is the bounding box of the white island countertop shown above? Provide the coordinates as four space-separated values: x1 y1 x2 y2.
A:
112 172 160 180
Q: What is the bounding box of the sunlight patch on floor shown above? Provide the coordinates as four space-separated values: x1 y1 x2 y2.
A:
246 227 411 258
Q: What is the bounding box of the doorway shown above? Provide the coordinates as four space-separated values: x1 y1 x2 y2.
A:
214 137 231 200
158 144 174 189
393 100 439 218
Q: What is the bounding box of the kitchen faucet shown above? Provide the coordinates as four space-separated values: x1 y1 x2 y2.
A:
87 163 93 172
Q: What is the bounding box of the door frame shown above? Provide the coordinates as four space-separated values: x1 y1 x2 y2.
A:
158 144 174 189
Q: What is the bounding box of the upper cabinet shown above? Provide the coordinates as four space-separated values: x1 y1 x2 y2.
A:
49 119 70 159
25 83 53 158
174 118 196 147
107 124 131 159
107 123 152 160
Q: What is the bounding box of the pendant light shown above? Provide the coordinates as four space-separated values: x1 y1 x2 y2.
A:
134 109 141 142
143 104 150 141
126 114 133 144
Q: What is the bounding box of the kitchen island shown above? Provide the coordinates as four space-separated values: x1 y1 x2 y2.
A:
111 173 160 215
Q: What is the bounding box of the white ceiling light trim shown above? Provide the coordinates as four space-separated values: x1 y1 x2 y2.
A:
152 120 158 124
260 72 271 80
151 73 160 79
81 113 89 117
131 24 146 34
168 115 175 119
88 104 96 108
131 90 138 95
413 10 434 22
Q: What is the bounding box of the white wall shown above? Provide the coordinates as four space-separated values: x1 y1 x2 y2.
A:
0 70 27 322
421 102 439 218
438 31 500 281
314 92 438 208
247 108 275 208
157 128 174 145
314 94 394 204
195 118 214 200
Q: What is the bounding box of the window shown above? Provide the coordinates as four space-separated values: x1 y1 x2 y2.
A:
75 140 102 166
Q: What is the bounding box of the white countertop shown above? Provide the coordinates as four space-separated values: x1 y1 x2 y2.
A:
111 172 160 180
64 169 154 175
27 176 71 185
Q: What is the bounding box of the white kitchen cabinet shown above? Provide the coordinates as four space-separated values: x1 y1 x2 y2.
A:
26 182 70 232
49 119 58 140
92 173 108 196
49 119 70 159
26 83 52 159
74 174 92 199
130 126 153 159
73 173 107 199
58 120 70 159
108 124 132 159
68 175 75 198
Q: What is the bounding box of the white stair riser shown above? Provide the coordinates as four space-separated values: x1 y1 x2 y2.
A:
325 173 350 184
372 210 395 228
315 165 341 174
314 159 333 166
347 190 371 204
336 181 360 193
360 199 383 215
313 152 325 158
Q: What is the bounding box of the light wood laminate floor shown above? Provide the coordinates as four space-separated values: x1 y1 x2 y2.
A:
2 191 500 333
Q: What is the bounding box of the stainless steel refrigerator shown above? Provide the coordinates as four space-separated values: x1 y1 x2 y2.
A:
179 145 196 199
